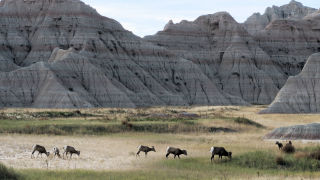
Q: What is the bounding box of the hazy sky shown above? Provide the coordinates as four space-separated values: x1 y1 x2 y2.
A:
82 0 320 37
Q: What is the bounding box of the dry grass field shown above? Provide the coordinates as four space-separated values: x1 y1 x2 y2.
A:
1 106 320 179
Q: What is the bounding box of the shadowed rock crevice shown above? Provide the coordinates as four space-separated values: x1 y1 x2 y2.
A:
145 12 285 105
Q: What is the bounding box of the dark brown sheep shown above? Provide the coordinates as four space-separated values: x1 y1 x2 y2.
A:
210 147 232 162
275 141 283 150
136 145 156 157
63 145 80 159
166 147 187 159
31 145 50 158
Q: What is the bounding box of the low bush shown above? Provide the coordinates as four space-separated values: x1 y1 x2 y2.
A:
275 156 286 166
0 163 20 180
232 117 264 128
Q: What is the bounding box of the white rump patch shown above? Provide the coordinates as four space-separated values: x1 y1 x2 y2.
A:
138 145 142 149
210 147 214 153
166 146 170 153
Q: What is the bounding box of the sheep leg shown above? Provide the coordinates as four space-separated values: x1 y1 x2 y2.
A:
178 155 180 159
166 153 170 158
145 152 147 158
211 155 214 163
31 150 36 159
174 155 176 159
70 153 73 159
136 150 140 157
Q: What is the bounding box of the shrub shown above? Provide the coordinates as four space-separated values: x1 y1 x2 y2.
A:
310 150 320 160
275 156 286 166
233 117 264 128
0 163 20 180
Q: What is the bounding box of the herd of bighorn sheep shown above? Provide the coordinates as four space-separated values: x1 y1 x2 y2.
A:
30 141 293 162
31 145 80 159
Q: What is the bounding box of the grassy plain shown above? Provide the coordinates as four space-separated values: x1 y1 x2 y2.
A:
1 106 320 179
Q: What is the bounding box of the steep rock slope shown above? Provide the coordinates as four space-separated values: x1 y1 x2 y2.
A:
0 0 247 108
145 12 285 104
255 11 320 77
244 0 317 35
261 53 320 113
265 123 320 140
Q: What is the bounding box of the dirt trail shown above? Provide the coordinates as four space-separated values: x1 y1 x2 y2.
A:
0 135 156 170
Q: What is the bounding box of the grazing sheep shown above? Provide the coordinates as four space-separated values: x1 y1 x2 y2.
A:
275 141 283 150
63 145 80 159
282 141 295 154
166 147 187 159
31 145 50 159
210 147 232 162
136 145 156 157
52 147 61 158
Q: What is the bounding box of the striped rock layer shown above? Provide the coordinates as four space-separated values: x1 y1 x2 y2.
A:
145 2 320 107
145 12 285 105
0 0 247 108
261 53 320 113
265 123 320 140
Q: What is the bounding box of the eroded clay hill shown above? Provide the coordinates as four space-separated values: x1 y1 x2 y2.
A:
0 0 247 108
244 0 317 35
145 12 286 105
265 123 320 140
261 53 320 114
145 1 320 107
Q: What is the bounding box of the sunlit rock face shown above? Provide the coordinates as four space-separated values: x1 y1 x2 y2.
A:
0 0 248 108
254 10 320 77
261 53 320 114
145 12 285 105
244 0 317 35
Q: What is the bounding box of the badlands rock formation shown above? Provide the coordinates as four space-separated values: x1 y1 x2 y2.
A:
261 53 320 113
145 12 286 105
0 0 247 108
244 0 317 35
254 11 320 76
265 123 320 140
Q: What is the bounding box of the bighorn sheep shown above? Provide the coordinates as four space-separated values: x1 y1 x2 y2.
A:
63 145 80 159
136 145 156 157
31 145 50 158
52 147 61 158
166 147 187 159
275 141 283 150
210 147 232 162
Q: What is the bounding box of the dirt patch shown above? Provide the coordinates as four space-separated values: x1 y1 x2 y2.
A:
0 135 145 170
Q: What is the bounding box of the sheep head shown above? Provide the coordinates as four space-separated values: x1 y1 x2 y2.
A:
182 150 188 156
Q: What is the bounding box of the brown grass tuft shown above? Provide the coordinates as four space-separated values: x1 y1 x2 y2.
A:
294 152 308 159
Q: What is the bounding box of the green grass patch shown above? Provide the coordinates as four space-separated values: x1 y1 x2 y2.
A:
29 111 96 118
0 119 236 135
230 151 320 171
